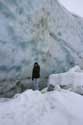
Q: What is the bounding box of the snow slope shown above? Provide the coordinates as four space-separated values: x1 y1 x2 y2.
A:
0 90 83 125
0 0 83 80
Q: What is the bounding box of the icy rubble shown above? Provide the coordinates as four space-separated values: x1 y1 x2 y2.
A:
48 66 83 94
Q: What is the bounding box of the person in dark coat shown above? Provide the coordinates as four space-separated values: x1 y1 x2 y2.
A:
32 62 40 90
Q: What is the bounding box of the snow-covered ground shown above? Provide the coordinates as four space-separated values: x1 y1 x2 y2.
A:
0 66 83 125
0 89 83 125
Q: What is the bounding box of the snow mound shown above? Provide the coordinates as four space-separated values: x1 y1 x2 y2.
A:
68 65 82 73
0 89 83 125
48 66 83 94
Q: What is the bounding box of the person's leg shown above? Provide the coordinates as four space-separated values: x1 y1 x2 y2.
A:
33 79 36 90
33 79 40 90
36 79 40 90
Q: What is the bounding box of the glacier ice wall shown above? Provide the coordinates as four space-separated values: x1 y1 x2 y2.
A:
0 0 83 80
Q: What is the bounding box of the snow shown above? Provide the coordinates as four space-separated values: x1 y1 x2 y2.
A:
0 90 83 125
0 66 83 125
48 66 83 94
68 65 82 72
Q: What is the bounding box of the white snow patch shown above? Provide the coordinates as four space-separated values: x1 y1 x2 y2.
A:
0 89 83 125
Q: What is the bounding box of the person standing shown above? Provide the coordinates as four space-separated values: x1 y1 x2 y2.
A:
32 62 40 90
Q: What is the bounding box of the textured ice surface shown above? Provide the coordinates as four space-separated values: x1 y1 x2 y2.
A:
0 0 83 80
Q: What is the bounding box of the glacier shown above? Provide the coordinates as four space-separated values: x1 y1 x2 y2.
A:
0 1 83 124
0 0 83 80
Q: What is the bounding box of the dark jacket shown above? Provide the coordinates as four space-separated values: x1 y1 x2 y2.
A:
32 64 40 80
